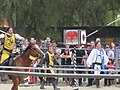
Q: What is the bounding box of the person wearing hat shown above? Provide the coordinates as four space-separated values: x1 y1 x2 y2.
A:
86 38 109 88
0 27 25 66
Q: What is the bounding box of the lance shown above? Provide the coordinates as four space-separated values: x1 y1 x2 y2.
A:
86 17 120 37
0 29 11 36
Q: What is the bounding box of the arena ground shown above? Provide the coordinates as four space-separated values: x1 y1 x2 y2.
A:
0 78 120 90
0 83 120 90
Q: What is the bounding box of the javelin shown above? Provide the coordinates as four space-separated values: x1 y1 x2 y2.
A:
0 29 11 36
86 17 120 37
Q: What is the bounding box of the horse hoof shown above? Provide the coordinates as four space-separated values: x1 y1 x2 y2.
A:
1 78 8 82
1 74 9 82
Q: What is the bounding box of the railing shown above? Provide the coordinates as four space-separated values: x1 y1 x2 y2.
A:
0 70 120 79
0 66 118 72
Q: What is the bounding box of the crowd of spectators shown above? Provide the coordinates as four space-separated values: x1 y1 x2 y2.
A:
7 36 120 87
38 37 119 87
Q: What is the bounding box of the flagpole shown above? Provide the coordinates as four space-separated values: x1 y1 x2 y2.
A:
86 17 120 37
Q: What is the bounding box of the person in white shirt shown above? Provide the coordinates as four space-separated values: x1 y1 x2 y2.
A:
86 38 109 88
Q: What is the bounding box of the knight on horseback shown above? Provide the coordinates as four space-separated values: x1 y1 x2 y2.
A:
0 27 25 66
0 27 25 81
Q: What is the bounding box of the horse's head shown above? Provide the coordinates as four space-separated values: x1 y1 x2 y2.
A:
28 43 45 60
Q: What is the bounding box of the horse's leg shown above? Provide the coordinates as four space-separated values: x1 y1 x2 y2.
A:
19 76 25 85
11 77 19 90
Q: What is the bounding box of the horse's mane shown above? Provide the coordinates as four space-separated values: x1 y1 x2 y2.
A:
21 43 38 57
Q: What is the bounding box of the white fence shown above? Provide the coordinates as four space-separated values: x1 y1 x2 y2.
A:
0 66 120 79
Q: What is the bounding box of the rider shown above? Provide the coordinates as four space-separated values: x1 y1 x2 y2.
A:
0 27 25 66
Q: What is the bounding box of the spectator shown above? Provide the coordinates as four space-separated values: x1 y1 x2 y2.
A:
86 38 109 88
107 59 115 86
41 37 51 53
104 44 115 86
21 39 29 52
30 37 36 44
60 48 72 85
111 42 116 51
86 40 95 86
76 44 86 86
110 42 116 59
106 44 114 60
61 44 70 54
52 42 61 65
90 40 95 49
52 41 61 85
46 36 51 45
40 40 47 53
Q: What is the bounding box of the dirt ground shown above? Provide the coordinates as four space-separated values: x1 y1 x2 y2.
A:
0 83 120 90
0 78 120 90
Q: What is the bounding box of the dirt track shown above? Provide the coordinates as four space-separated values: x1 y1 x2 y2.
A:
0 77 120 90
0 82 120 90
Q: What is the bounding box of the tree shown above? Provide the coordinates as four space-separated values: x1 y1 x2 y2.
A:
0 0 119 41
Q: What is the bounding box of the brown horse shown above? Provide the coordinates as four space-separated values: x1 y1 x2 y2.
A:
8 43 44 90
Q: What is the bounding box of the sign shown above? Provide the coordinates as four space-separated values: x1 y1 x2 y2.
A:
64 30 79 45
80 30 86 44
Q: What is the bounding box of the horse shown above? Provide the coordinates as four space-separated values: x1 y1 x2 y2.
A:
7 43 44 90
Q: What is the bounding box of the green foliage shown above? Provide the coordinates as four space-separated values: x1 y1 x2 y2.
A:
0 0 119 41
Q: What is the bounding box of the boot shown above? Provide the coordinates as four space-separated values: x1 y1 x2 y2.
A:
40 80 45 89
52 79 60 90
92 79 96 85
54 86 60 90
95 79 100 88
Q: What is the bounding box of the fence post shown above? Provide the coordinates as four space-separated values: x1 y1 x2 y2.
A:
115 49 119 69
71 47 79 90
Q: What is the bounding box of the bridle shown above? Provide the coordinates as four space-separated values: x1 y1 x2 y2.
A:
30 47 41 58
29 44 44 61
